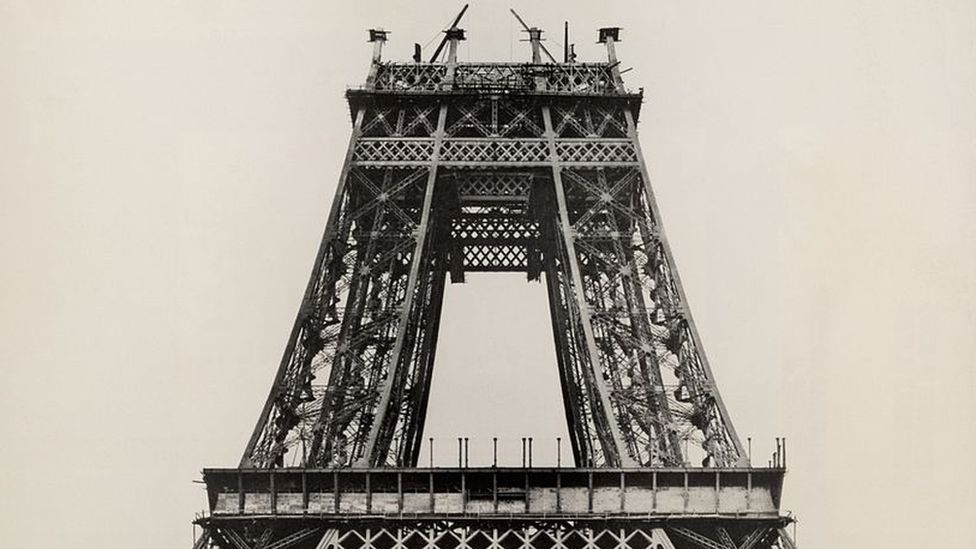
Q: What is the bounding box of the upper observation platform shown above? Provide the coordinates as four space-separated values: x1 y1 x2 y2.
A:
348 19 642 107
368 62 627 95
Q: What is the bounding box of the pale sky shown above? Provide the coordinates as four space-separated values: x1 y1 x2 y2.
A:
2 2 975 549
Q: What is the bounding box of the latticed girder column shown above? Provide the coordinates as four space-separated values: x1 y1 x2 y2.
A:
358 103 449 467
239 100 452 468
542 104 635 468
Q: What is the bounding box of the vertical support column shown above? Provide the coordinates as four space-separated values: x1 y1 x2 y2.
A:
358 30 464 468
600 25 747 466
622 103 747 466
239 104 368 468
542 224 588 465
359 102 449 467
541 104 636 468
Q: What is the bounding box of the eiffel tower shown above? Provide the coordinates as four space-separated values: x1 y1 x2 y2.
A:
192 9 796 549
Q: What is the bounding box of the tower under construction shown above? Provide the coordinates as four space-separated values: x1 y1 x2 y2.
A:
192 9 796 549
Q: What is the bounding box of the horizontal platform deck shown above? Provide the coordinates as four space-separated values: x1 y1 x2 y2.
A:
202 467 785 520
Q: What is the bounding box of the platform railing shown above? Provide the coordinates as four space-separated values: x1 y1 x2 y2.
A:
371 63 623 94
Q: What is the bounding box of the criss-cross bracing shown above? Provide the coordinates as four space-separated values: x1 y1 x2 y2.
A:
194 20 795 549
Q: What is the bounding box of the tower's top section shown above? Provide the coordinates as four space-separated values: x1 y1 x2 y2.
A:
358 9 634 97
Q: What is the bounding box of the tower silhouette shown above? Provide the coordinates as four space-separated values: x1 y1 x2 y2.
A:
193 13 796 549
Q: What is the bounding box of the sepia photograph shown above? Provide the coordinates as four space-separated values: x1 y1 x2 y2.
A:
2 2 974 548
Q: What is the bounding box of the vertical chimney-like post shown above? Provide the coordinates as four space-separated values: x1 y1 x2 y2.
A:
429 437 434 467
521 437 527 467
528 28 543 64
557 437 562 468
464 437 469 468
366 29 389 90
457 437 463 468
446 28 464 63
528 437 533 467
597 27 623 90
444 27 466 88
527 28 546 90
563 22 569 63
493 437 498 467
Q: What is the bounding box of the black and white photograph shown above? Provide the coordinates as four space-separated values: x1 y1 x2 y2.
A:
2 2 974 548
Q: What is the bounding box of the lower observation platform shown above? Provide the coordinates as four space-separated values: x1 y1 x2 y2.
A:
201 467 786 519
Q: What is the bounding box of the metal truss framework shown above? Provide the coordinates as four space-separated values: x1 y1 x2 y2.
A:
239 28 746 472
200 18 794 549
195 521 796 549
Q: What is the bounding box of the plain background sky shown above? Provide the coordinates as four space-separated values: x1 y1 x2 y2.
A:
2 1 975 548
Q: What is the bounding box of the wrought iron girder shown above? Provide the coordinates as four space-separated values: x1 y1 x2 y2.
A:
551 162 744 467
201 520 788 549
207 526 323 549
358 103 449 467
202 518 795 549
551 101 629 139
455 171 533 202
543 202 624 467
668 526 783 549
352 138 638 167
444 97 546 138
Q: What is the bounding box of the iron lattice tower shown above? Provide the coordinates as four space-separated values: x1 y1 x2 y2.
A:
193 17 796 549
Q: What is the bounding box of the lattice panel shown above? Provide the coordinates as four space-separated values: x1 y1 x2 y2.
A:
551 103 629 139
545 64 618 94
445 99 546 139
454 64 534 91
332 526 671 549
440 140 550 164
452 215 538 242
362 106 439 138
462 244 528 271
374 63 448 91
456 173 532 201
372 63 623 94
556 140 637 164
354 139 436 163
354 138 635 168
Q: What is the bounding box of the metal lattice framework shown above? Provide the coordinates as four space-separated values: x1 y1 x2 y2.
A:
195 18 794 549
195 521 796 549
239 31 745 473
373 63 618 94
